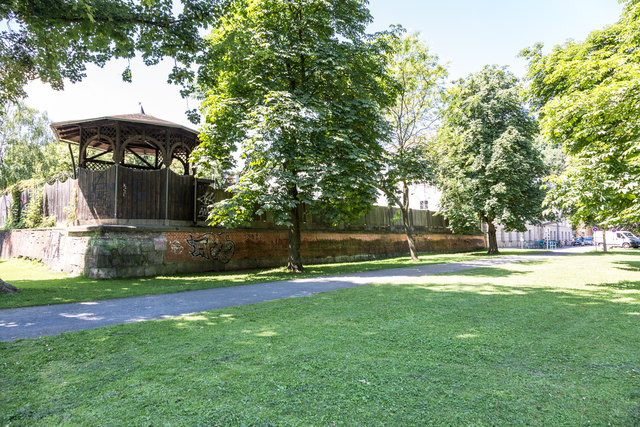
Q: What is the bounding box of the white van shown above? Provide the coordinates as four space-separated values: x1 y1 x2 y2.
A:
593 230 640 248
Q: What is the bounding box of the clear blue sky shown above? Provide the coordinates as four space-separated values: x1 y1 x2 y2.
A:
25 0 623 127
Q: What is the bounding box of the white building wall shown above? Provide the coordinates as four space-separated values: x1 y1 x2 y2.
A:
376 183 442 211
487 219 573 248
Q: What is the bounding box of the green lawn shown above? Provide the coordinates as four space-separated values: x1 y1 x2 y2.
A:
2 251 640 425
0 250 538 309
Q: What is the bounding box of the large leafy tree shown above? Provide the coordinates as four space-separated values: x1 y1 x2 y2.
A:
380 32 447 261
0 0 229 113
436 66 545 254
192 0 395 271
521 0 640 227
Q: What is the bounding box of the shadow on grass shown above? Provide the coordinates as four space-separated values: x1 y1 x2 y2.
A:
592 280 640 291
614 260 640 272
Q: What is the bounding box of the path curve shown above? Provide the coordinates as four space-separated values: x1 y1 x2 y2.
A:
0 250 586 341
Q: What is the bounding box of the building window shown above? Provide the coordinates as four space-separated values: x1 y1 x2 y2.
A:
419 200 428 210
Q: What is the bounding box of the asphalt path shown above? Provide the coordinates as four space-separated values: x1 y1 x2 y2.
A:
0 247 592 341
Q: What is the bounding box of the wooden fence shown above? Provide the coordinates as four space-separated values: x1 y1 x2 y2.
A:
43 178 75 224
0 166 450 233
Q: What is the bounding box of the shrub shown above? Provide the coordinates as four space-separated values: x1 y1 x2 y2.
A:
7 186 23 229
41 216 56 228
23 188 43 228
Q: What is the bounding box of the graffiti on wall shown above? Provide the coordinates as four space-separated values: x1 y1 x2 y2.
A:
169 240 184 254
197 190 217 221
186 232 236 263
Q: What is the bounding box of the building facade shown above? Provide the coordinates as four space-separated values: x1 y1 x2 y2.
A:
485 218 574 249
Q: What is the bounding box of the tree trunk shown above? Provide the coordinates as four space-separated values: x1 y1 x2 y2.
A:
487 220 500 255
602 227 608 253
401 182 419 261
287 185 304 272
0 278 20 294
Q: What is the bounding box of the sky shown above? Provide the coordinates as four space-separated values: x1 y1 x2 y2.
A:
23 0 623 128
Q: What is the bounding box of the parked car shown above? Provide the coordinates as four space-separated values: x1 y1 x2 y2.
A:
582 237 594 246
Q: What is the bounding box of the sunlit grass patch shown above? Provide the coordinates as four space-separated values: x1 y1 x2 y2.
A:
1 252 640 424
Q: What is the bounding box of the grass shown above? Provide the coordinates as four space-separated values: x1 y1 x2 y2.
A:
2 251 640 424
0 250 540 309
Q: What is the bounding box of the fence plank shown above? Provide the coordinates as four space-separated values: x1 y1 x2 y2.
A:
43 178 76 225
77 167 116 223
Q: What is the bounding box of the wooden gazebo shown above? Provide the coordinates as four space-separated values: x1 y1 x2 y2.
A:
51 113 200 177
47 114 219 226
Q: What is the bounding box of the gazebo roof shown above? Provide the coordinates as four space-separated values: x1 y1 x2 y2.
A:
51 113 199 145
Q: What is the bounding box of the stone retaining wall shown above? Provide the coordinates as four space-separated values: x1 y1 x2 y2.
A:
0 226 486 279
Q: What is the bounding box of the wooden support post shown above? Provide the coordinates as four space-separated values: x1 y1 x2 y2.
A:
68 143 77 179
193 177 198 224
114 164 119 221
164 166 169 225
164 128 170 226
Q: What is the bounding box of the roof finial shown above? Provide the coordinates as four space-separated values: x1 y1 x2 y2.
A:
139 102 145 115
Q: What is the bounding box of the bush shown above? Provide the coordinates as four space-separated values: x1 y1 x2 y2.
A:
7 186 23 229
41 216 56 228
23 188 43 228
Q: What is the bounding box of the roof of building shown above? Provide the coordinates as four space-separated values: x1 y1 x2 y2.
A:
51 113 199 144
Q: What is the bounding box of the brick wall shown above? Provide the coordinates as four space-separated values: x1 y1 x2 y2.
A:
0 226 485 279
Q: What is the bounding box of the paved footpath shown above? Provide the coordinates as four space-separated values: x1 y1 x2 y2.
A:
0 249 586 341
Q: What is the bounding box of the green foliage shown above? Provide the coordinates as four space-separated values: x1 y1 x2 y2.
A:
380 31 447 207
193 159 231 189
193 0 396 266
436 66 546 249
0 0 230 111
41 215 56 228
533 135 567 176
0 102 71 189
23 188 43 229
521 0 640 226
7 185 22 229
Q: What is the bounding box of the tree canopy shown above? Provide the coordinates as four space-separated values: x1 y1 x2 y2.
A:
192 0 395 271
380 31 447 260
0 0 229 113
521 0 640 227
0 102 70 190
436 66 546 254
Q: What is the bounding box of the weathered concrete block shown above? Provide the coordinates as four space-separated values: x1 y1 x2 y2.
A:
86 267 117 279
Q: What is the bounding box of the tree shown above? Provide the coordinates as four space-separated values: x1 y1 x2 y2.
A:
533 136 566 177
0 102 66 189
436 66 546 254
191 0 395 271
0 0 229 114
521 0 640 228
379 32 447 261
